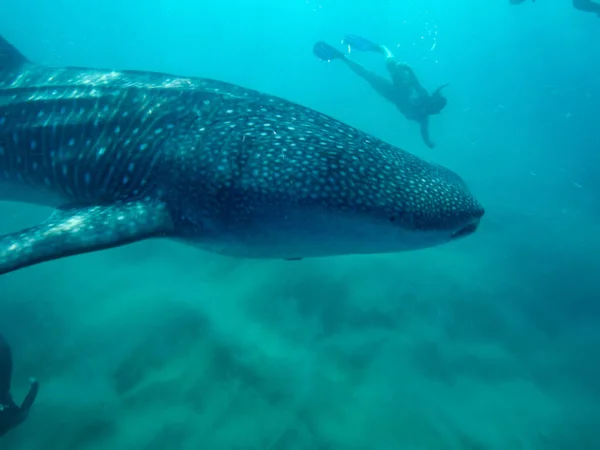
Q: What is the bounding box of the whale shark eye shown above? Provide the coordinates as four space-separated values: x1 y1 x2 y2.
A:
388 215 396 223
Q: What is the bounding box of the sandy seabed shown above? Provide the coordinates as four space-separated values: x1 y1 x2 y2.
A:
1 203 599 450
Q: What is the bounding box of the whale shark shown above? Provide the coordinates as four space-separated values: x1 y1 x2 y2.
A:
0 35 484 275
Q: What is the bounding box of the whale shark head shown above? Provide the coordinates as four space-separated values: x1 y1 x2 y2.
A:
171 103 485 259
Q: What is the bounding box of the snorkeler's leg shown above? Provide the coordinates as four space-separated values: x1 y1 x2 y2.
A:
418 118 435 149
314 40 397 103
340 56 396 101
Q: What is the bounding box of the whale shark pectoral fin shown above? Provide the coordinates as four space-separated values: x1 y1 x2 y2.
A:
0 200 174 275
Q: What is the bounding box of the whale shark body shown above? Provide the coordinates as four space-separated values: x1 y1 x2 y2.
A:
0 36 484 275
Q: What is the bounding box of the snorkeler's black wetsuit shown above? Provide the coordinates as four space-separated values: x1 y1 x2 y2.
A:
324 41 447 149
0 334 38 437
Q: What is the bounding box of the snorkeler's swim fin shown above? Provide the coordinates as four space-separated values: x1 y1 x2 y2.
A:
342 34 381 52
313 41 345 61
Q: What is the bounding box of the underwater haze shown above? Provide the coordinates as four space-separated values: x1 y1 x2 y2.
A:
1 0 600 448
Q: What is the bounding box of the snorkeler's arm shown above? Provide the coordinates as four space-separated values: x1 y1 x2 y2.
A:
341 56 396 102
419 118 435 149
0 334 39 436
0 335 12 394
19 378 39 415
8 377 39 430
0 378 38 437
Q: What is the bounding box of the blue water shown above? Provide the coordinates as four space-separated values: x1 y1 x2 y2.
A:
1 0 599 448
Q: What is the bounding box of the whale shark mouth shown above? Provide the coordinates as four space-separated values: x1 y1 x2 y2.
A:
451 220 480 240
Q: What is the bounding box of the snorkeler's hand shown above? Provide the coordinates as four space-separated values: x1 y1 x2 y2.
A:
0 379 38 437
418 120 435 149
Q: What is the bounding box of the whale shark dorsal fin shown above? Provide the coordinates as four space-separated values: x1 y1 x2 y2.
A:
0 201 175 275
0 35 31 71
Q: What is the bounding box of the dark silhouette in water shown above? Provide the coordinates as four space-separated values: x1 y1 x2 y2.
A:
510 0 600 17
0 334 39 437
313 35 448 149
572 0 600 16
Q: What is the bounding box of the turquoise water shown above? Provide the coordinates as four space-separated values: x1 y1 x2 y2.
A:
1 0 599 448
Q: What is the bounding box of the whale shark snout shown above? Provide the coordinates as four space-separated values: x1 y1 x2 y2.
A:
0 35 484 275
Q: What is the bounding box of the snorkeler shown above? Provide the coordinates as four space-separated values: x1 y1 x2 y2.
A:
572 0 600 16
511 0 600 16
0 333 39 437
313 35 448 149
